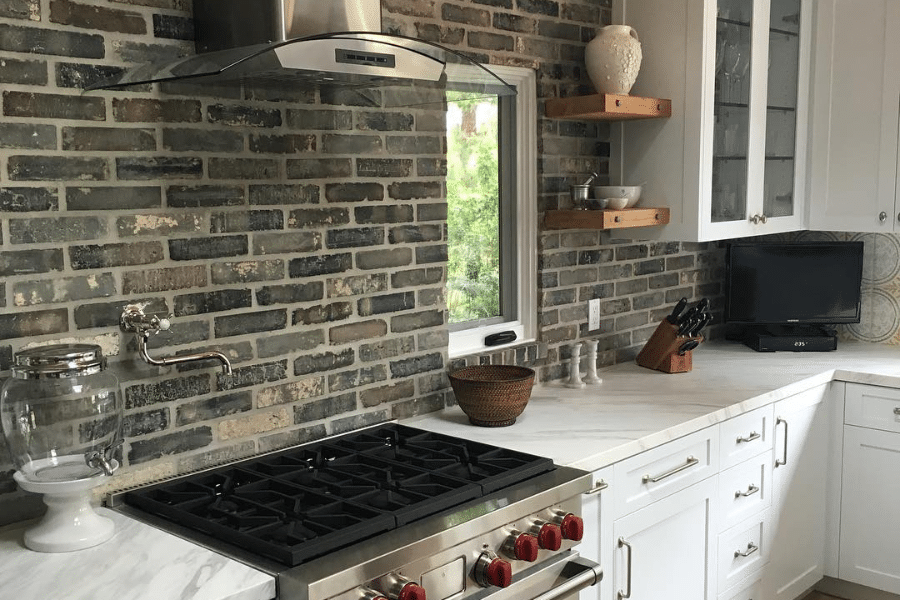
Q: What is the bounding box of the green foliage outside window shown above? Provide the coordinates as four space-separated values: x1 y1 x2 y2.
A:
446 95 501 324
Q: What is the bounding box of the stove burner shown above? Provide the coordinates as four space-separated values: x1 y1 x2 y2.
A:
125 424 554 566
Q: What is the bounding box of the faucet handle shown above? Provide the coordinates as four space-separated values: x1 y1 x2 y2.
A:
120 304 171 335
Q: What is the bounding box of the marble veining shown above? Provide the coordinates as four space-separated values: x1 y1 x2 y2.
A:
0 508 275 600
407 340 900 472
3 340 900 600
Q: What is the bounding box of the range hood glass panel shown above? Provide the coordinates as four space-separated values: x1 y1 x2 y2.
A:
88 33 516 108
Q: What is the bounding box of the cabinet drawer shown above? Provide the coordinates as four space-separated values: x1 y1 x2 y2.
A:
717 512 769 592
613 427 719 517
844 383 900 433
719 405 774 470
717 574 762 600
717 454 772 532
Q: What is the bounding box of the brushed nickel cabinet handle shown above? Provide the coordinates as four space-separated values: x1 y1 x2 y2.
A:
585 480 609 495
775 417 788 468
642 456 699 484
734 541 759 558
617 537 633 600
735 484 760 498
894 407 900 416
736 431 761 444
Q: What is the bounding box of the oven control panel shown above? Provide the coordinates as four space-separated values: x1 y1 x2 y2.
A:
332 497 585 600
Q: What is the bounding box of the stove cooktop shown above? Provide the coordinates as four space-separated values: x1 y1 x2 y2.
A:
124 424 555 567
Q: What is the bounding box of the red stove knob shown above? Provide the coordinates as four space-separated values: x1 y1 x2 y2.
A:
505 531 539 562
373 574 426 600
486 557 512 588
397 583 426 600
531 522 562 551
475 551 512 588
558 513 584 541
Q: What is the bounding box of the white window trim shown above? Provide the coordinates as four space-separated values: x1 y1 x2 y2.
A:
448 65 537 359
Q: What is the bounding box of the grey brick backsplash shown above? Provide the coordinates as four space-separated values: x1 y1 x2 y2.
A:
210 259 285 284
0 0 739 521
166 185 246 208
214 309 288 338
67 186 161 211
293 302 353 326
0 56 48 85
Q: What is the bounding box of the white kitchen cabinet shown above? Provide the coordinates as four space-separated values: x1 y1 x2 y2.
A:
610 0 811 241
761 383 829 600
716 510 769 593
806 0 900 232
611 476 718 600
838 385 900 594
580 466 613 600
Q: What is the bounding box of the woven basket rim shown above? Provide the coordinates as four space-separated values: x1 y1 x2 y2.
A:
448 365 535 384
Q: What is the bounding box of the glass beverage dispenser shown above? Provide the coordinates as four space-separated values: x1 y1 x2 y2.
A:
1 343 123 552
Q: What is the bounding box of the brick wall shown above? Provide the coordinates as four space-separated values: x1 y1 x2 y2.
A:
0 0 725 523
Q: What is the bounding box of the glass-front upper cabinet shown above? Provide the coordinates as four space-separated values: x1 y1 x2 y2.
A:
611 0 811 242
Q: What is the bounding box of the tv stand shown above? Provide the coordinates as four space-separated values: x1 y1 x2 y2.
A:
734 324 838 352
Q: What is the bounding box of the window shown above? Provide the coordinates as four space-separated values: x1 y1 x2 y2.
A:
446 66 537 358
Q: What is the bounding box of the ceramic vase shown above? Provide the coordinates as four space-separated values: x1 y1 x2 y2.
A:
585 25 643 95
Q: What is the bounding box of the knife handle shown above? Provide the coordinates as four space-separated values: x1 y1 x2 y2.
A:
667 297 688 324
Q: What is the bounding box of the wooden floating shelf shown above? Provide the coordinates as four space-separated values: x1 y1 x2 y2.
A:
545 93 672 121
543 207 670 230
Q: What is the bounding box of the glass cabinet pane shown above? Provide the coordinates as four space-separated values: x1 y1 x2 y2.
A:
763 0 802 218
712 0 754 223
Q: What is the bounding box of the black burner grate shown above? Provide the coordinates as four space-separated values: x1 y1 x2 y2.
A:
125 424 554 566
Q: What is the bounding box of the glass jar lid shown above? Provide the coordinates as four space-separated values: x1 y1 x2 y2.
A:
12 343 107 379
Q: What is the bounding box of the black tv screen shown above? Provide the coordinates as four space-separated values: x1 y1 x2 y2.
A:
725 241 864 325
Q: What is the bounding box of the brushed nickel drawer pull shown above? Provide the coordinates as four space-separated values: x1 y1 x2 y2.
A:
736 431 761 444
775 417 788 468
734 541 759 558
735 484 760 498
893 407 900 416
617 537 633 599
585 480 609 495
642 456 699 484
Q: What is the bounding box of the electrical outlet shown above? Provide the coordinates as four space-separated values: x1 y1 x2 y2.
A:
588 298 601 331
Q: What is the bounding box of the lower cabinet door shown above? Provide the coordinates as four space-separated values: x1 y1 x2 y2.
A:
762 385 829 600
839 425 900 594
580 466 613 600
611 476 718 600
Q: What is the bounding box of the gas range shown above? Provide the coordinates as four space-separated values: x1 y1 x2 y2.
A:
113 423 600 600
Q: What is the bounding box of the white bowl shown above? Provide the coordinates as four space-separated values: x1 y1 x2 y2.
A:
593 185 642 208
605 197 630 210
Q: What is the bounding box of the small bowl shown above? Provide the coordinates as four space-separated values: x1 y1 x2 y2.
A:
605 197 630 210
448 365 535 427
593 185 642 208
584 197 609 210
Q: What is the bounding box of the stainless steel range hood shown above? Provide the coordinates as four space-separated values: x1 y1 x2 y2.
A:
88 0 515 107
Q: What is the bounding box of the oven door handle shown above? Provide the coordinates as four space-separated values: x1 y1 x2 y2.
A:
528 556 603 600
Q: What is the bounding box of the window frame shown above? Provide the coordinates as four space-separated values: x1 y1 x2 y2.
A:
447 65 537 359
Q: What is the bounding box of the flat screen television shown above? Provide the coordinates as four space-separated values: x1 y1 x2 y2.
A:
724 241 864 326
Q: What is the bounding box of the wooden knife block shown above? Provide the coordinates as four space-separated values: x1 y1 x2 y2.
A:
636 319 702 374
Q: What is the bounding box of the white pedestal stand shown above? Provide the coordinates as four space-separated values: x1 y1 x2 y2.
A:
565 342 586 389
583 339 602 384
14 457 117 553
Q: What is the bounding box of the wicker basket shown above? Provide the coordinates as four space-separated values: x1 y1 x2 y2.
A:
448 365 535 427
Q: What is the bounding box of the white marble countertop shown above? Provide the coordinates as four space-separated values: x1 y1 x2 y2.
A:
0 508 276 600
3 340 898 600
406 340 900 471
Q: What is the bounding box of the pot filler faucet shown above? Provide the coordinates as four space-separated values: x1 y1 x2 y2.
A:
120 303 233 375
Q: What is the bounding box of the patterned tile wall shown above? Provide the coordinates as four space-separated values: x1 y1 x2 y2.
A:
778 231 900 344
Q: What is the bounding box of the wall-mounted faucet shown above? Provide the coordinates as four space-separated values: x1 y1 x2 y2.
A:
120 304 233 375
